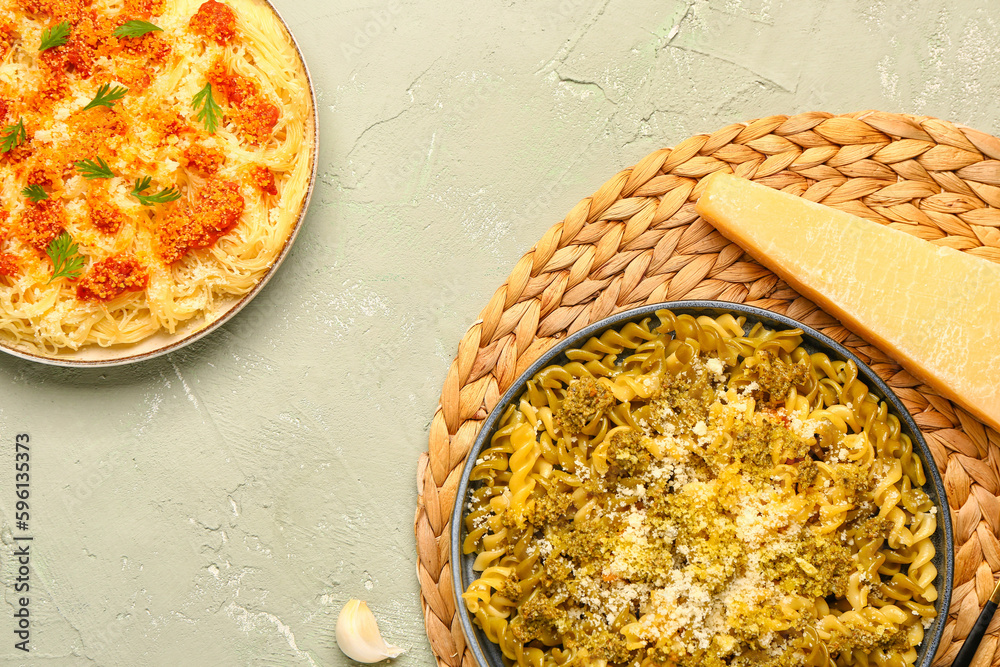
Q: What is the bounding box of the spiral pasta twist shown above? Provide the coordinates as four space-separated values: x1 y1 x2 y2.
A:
462 309 939 667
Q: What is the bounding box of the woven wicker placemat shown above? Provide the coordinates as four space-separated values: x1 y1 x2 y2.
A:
414 110 1000 667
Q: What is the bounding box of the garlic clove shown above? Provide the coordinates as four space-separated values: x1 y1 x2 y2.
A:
336 599 405 663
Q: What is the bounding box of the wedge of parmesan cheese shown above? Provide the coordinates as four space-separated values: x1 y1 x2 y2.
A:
696 171 1000 432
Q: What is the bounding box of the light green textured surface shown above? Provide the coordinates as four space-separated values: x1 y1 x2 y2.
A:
1 0 998 665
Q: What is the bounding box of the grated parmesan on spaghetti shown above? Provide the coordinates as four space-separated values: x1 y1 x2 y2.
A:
0 0 313 354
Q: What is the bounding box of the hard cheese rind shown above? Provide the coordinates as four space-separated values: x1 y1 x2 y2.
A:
696 171 1000 433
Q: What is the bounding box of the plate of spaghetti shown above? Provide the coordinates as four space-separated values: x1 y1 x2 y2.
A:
0 0 316 365
453 301 953 667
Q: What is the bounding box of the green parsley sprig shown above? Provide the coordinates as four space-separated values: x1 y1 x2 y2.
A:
0 118 26 153
192 83 222 134
39 21 71 52
45 232 85 284
131 176 181 206
113 20 163 39
74 157 115 180
83 83 128 111
21 185 48 203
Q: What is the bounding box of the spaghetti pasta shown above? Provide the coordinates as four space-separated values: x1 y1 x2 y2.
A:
0 0 313 354
462 309 939 667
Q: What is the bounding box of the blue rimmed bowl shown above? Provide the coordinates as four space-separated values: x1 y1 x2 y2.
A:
451 300 954 667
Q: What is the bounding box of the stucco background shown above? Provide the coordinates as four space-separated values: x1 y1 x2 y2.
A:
1 0 998 664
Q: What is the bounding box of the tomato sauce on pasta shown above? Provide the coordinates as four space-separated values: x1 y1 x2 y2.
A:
0 0 313 354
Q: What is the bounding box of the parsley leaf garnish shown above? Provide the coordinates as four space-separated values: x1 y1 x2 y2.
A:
132 175 152 195
192 83 222 134
39 21 71 52
45 231 86 284
83 83 128 111
74 157 115 180
21 184 48 202
113 20 163 39
0 118 26 153
130 176 181 206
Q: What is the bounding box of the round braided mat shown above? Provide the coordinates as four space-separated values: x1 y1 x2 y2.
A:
415 110 1000 667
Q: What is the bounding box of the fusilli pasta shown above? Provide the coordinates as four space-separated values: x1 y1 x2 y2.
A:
462 309 939 667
